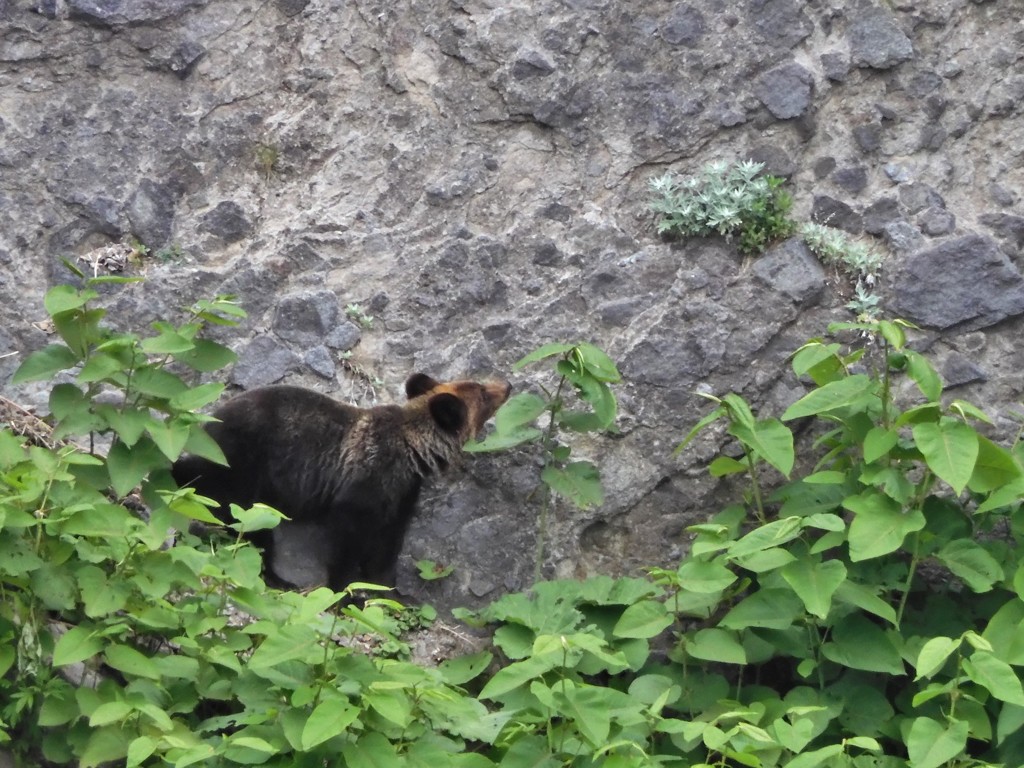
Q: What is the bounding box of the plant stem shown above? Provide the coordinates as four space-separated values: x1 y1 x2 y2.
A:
745 452 766 524
895 535 921 630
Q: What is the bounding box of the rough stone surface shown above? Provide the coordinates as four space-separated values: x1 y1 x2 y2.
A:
892 235 1024 332
1 0 1023 610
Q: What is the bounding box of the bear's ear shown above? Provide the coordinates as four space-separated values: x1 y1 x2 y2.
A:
405 373 440 399
428 392 468 435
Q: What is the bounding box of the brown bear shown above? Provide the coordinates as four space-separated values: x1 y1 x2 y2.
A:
171 373 511 592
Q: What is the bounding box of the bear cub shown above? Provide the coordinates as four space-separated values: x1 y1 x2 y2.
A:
171 373 511 591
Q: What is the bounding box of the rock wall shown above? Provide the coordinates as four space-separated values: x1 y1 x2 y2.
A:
2 0 1023 609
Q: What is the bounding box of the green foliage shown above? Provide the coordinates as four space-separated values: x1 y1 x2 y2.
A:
345 302 374 329
6 284 1024 768
801 222 886 320
650 159 796 255
466 342 621 582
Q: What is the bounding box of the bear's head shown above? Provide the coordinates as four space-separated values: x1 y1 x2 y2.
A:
405 373 512 440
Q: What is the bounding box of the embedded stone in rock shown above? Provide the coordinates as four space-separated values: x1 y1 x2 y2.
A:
891 234 1024 332
661 4 705 47
324 322 362 352
749 0 813 49
941 353 987 389
848 10 914 70
755 62 813 119
980 213 1024 256
811 195 862 233
273 290 340 346
126 180 176 249
304 345 336 380
752 238 826 307
199 201 252 244
230 335 301 389
66 0 207 25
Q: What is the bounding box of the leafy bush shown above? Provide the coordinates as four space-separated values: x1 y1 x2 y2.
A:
5 282 1023 768
650 159 796 255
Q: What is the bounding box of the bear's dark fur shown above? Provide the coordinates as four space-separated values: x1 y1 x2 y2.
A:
171 373 511 591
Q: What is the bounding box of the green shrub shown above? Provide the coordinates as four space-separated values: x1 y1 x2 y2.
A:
650 159 796 255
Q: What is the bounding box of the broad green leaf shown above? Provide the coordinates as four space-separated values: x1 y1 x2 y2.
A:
79 725 131 768
730 418 794 477
709 456 747 476
541 461 603 508
11 344 80 384
173 339 238 373
52 626 104 667
912 420 979 495
684 628 746 664
949 399 993 424
89 700 132 727
514 342 575 369
107 438 167 498
845 490 925 561
612 599 672 639
45 284 96 315
464 425 543 452
676 558 736 594
832 580 897 625
781 558 846 619
38 685 79 726
720 589 803 630
104 644 161 680
822 615 903 674
781 744 844 768
721 393 757 431
937 539 1003 592
964 652 1024 704
904 349 942 402
130 366 188 398
480 654 559 699
301 696 360 749
729 517 802 558
440 651 494 685
126 736 157 768
997 704 1024 747
863 426 898 463
77 351 126 383
782 375 876 421
914 636 959 680
147 420 191 462
494 393 548 431
140 329 195 355
906 717 968 768
95 405 149 447
968 435 1023 493
182 424 229 466
575 342 622 383
169 382 226 412
791 341 843 384
228 503 286 533
556 684 612 746
975 476 1024 514
248 625 319 672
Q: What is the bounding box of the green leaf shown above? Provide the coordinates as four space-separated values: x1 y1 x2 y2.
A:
845 490 925 561
905 349 942 402
140 329 195 355
905 717 968 768
126 736 157 767
721 393 757 431
912 420 979 495
45 284 96 315
964 652 1024 704
728 517 802 558
782 744 844 768
130 366 188 399
11 344 80 384
780 558 846 619
612 600 673 639
480 654 559 699
104 644 161 680
676 558 736 594
914 636 960 680
709 456 747 476
173 339 237 372
169 382 226 412
968 435 1023 493
832 580 897 626
781 375 876 421
79 725 131 768
684 628 746 664
248 625 320 672
575 343 622 383
301 696 360 749
494 393 548 431
720 588 803 630
863 426 898 463
821 615 903 674
440 651 493 685
107 438 167 498
52 626 104 667
514 342 575 369
95 406 150 447
730 418 794 477
541 461 603 508
937 539 1003 592
464 425 543 452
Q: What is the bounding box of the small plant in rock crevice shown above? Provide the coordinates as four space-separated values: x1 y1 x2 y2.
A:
801 221 886 319
649 159 796 255
345 302 374 329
